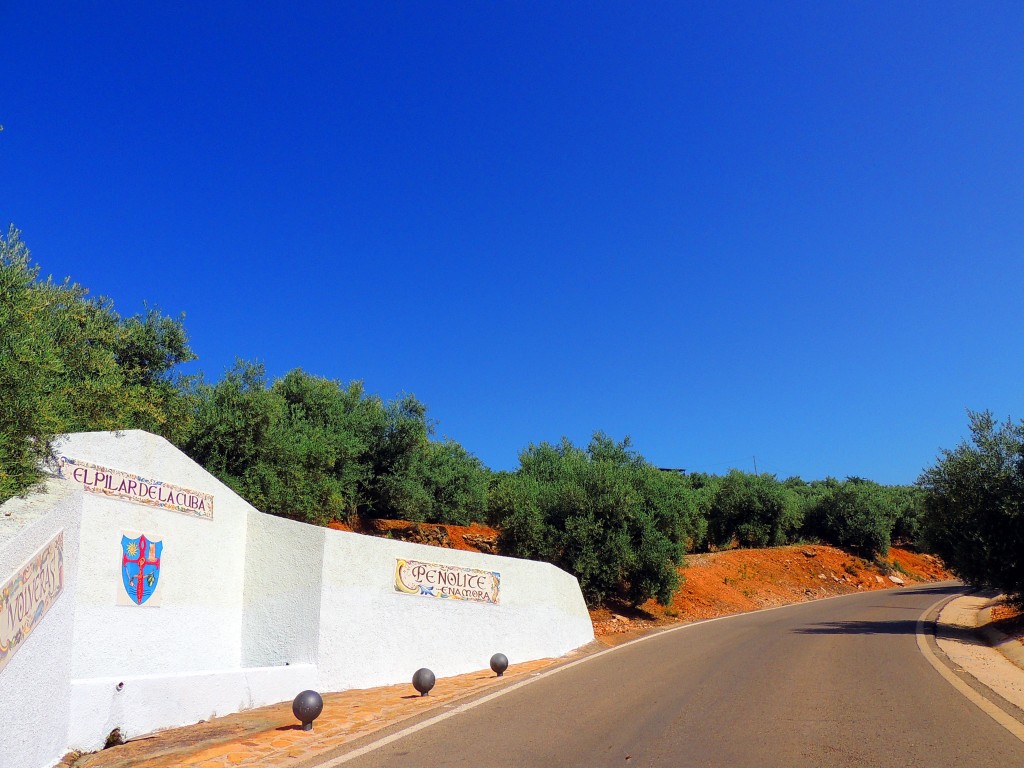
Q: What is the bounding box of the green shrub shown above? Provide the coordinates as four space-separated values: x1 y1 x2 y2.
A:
184 363 488 526
810 481 891 558
491 434 697 606
886 485 926 546
919 411 1024 603
1 227 196 503
705 470 803 549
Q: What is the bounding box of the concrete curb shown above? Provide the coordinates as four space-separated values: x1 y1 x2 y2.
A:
977 598 1024 672
922 592 1024 743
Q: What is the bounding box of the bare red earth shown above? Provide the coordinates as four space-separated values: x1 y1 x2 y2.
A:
590 544 950 644
990 602 1024 645
327 518 500 553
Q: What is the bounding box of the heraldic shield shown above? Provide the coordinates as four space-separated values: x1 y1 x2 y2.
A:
121 534 163 605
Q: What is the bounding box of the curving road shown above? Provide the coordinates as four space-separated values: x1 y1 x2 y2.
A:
318 584 1024 767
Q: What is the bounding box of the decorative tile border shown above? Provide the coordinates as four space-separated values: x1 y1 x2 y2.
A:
0 531 64 673
57 456 213 520
394 558 500 604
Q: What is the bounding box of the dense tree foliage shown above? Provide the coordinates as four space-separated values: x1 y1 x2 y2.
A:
694 473 924 560
882 484 925 546
1 227 195 502
919 411 1024 603
402 439 489 525
490 434 702 606
184 362 488 526
702 470 803 549
1 227 59 500
805 479 893 557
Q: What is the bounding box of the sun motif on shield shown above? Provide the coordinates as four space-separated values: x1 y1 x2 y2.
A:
121 534 163 605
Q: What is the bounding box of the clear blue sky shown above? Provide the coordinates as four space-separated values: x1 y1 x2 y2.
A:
4 3 1023 484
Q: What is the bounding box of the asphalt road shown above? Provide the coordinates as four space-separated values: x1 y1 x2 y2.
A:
325 584 1024 767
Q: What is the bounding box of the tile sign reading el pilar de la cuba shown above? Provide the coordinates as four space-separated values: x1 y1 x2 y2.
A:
57 457 214 520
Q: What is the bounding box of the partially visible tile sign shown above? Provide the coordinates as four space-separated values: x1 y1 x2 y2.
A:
57 457 213 520
0 531 64 673
394 558 500 604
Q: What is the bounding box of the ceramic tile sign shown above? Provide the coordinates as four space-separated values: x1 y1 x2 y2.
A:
394 558 500 604
57 456 213 520
118 533 164 607
0 531 65 673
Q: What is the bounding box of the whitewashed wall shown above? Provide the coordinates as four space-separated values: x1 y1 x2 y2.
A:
55 432 317 751
0 430 594 766
241 512 324 667
0 480 81 768
317 532 595 690
57 431 249 680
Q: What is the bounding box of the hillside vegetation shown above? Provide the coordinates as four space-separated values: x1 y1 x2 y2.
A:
3 227 1017 608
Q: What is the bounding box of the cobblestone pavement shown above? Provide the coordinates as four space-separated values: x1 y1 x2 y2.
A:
65 654 581 768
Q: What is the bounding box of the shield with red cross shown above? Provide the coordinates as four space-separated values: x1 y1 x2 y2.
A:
121 534 163 605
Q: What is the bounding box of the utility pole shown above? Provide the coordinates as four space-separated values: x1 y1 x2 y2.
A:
753 455 758 475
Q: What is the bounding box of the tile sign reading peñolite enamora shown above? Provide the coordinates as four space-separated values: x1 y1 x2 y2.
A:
57 456 213 520
394 558 500 604
0 531 64 673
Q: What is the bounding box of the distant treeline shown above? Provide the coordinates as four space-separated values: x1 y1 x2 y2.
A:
0 227 938 608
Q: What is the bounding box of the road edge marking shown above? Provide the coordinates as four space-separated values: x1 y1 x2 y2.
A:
916 595 1024 744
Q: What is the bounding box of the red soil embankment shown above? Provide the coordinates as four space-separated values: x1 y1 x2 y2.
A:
327 518 499 553
591 544 950 644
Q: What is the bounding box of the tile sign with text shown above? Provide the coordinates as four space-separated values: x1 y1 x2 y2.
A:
394 558 500 604
0 531 65 672
58 456 213 520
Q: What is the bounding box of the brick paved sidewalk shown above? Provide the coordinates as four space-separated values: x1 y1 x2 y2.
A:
62 654 585 768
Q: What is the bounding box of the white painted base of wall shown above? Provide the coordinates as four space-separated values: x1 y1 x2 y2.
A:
68 664 317 752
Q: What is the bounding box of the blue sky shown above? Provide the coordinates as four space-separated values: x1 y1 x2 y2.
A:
4 3 1023 484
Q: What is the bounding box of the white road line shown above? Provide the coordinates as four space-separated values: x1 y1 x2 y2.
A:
916 595 1024 744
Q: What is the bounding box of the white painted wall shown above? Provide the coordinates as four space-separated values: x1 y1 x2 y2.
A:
242 512 324 667
317 532 594 690
56 431 250 680
0 480 81 768
0 430 594 766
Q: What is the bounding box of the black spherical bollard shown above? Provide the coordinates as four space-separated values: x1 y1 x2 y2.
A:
489 653 509 677
412 667 435 696
292 690 324 731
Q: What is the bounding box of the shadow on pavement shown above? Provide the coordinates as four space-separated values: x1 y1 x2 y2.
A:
896 584 964 597
794 619 983 645
794 619 920 636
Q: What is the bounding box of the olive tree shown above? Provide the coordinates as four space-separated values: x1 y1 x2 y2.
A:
919 411 1024 603
1 226 196 503
491 433 700 606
